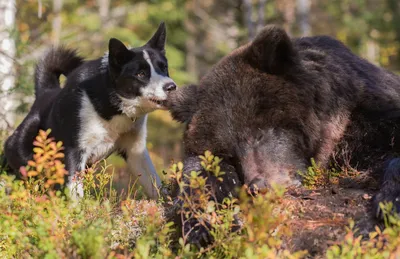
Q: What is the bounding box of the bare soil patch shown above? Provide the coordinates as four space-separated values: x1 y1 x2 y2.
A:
285 173 379 258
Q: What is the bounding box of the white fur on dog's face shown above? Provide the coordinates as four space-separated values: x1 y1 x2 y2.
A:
118 50 175 118
141 50 174 102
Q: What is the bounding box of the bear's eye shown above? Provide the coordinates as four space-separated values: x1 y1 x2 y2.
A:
256 132 264 143
136 70 146 78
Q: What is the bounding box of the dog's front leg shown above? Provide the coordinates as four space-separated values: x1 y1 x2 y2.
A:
117 116 161 200
125 147 161 199
65 148 85 199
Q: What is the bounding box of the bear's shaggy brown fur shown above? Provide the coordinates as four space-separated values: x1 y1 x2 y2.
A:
167 25 400 246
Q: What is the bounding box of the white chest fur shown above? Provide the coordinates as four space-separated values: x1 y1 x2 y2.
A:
78 93 135 168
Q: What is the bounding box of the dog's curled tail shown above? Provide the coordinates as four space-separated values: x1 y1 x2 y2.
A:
34 46 84 96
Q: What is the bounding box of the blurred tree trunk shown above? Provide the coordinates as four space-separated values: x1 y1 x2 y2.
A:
52 0 62 45
297 0 311 36
365 39 379 64
256 0 267 32
184 0 198 80
243 0 267 40
185 0 240 79
277 0 296 36
243 0 255 39
0 0 16 129
388 0 400 68
97 0 110 27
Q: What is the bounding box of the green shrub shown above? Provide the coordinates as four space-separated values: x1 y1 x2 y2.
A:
326 203 400 259
1 130 400 258
165 150 306 258
298 158 340 188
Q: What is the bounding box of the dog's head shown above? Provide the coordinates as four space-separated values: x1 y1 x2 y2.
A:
107 22 177 116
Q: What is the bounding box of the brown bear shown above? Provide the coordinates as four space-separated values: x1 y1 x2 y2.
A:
167 25 400 246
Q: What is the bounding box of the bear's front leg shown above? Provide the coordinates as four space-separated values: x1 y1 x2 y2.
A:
175 155 241 248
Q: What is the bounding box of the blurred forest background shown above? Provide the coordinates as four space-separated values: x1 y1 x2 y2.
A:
1 0 400 177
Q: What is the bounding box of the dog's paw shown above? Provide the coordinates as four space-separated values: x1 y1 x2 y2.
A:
372 185 400 219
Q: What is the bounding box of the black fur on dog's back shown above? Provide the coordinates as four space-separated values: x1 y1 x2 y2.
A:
34 47 84 97
4 47 84 175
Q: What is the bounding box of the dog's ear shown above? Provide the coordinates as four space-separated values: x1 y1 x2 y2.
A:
108 38 133 69
245 25 298 74
145 22 166 54
166 84 199 123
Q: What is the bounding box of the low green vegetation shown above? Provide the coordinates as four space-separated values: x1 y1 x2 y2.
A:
327 204 400 259
0 130 399 258
297 158 340 189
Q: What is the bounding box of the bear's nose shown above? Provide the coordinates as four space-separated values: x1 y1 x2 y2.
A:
163 82 177 92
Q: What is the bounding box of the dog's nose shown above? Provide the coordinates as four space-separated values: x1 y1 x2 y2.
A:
163 82 177 92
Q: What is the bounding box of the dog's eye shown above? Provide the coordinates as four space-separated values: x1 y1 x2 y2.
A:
136 71 146 78
161 64 168 72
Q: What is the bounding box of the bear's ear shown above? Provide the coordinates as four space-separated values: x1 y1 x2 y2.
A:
245 25 297 74
166 84 199 123
145 22 167 55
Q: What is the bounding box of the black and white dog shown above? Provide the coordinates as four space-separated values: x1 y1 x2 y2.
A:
4 22 176 199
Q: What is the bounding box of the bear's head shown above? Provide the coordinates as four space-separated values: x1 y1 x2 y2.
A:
168 25 322 191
